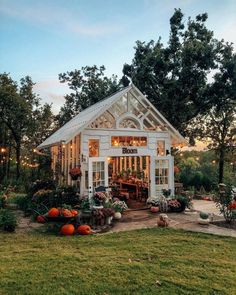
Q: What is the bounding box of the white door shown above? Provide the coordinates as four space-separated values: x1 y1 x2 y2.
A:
88 157 108 198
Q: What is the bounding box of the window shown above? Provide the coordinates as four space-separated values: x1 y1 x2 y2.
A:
119 118 140 129
155 160 169 185
157 141 165 156
92 161 105 188
111 136 147 147
89 139 99 157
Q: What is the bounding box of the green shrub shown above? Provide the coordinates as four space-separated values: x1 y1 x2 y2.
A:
0 196 7 209
28 179 56 197
55 185 80 207
14 195 30 211
0 209 17 232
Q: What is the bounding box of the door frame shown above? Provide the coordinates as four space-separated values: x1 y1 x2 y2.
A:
88 157 108 199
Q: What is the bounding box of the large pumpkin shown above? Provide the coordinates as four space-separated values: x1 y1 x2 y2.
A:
36 215 46 223
61 224 75 235
48 207 60 217
77 225 91 235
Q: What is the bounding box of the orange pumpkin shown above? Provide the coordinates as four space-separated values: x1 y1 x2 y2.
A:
62 209 73 217
61 224 75 235
77 225 91 235
48 207 60 217
36 215 46 223
71 209 78 216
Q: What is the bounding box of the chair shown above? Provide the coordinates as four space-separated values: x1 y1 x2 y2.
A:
94 186 107 192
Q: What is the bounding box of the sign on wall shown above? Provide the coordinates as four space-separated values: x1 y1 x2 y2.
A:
122 147 138 154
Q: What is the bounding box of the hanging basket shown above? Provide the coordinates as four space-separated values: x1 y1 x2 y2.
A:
69 167 82 180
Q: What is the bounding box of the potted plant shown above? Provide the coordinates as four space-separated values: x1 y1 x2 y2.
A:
69 167 82 180
147 198 160 213
101 208 115 225
93 192 107 206
111 200 128 219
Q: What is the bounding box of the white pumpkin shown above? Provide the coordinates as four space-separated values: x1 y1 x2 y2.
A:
114 212 122 220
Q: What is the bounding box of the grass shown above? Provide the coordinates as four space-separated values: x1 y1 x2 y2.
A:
0 228 235 295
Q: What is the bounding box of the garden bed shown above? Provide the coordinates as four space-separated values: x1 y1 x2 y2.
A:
212 220 236 230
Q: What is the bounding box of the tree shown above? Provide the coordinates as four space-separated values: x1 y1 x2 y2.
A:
122 9 219 141
200 44 236 183
57 65 120 126
0 73 55 180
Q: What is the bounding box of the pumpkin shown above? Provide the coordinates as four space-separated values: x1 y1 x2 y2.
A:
61 224 75 235
231 200 236 209
114 212 122 220
199 212 209 220
77 225 91 235
62 209 73 217
150 206 159 213
71 209 78 216
48 207 60 218
36 215 46 223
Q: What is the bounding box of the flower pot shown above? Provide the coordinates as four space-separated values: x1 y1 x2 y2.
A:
150 206 159 213
106 216 113 225
114 212 122 220
198 218 210 225
71 175 79 181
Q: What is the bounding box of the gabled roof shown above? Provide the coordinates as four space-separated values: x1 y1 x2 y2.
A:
38 84 186 149
38 85 132 148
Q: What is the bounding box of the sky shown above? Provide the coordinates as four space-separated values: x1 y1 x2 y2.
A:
1 0 236 114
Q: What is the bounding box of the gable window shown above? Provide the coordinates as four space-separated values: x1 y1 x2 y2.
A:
111 136 147 147
119 118 140 129
157 140 165 156
89 139 99 157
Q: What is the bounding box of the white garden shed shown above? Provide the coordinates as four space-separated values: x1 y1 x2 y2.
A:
38 84 186 201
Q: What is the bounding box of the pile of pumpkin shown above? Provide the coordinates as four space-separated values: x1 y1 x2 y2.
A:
36 207 92 236
36 207 78 223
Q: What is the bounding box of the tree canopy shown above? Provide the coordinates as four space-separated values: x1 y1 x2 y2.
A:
0 73 55 180
122 9 220 142
57 65 121 126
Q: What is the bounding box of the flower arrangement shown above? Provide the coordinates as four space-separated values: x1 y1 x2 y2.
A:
162 189 171 198
69 167 82 180
168 199 181 208
111 200 128 213
93 192 107 205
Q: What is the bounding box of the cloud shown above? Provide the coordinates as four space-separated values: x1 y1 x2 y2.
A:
0 1 122 36
33 79 67 114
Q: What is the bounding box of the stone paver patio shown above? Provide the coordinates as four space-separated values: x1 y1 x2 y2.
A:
111 200 236 238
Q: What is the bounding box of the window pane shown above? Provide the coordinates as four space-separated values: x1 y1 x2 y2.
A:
111 136 147 147
89 139 99 157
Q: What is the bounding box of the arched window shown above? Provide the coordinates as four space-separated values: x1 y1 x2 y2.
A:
119 117 140 129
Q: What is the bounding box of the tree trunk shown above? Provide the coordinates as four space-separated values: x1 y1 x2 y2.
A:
16 142 21 179
7 145 11 178
218 147 225 183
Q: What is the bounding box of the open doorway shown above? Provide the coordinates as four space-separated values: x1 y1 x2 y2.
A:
108 156 150 209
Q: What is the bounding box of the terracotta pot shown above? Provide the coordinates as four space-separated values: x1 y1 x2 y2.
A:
150 206 159 213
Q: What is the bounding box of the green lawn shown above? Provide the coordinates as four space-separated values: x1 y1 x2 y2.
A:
0 228 235 295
